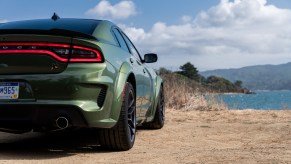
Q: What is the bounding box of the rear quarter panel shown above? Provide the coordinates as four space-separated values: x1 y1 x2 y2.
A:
94 41 139 123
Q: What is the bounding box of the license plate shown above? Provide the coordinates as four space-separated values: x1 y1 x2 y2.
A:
0 82 19 99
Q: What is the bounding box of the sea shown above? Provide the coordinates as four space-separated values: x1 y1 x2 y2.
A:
219 90 291 110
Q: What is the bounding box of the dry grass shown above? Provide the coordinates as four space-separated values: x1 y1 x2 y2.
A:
161 73 227 111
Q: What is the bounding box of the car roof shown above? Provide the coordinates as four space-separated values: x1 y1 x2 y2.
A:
0 18 102 36
0 18 122 45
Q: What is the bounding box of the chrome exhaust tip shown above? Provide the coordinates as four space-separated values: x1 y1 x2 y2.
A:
56 117 69 129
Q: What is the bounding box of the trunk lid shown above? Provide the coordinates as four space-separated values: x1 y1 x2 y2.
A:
0 34 72 75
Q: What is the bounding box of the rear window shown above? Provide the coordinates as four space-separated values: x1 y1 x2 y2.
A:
0 19 100 35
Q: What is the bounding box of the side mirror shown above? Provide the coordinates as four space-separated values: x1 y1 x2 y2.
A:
144 53 158 63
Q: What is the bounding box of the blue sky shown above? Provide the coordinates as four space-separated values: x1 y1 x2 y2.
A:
1 0 291 71
0 0 219 30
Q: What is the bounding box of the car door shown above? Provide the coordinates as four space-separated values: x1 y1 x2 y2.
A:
120 32 153 117
140 65 153 116
112 28 145 116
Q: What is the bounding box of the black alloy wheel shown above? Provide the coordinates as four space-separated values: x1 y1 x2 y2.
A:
142 87 165 129
99 82 136 151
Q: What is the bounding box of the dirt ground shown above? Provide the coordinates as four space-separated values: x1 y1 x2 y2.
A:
0 109 290 164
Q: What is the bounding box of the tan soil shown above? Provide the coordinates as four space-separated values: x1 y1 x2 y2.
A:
0 109 290 163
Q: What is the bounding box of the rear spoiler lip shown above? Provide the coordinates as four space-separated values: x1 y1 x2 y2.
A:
0 28 97 40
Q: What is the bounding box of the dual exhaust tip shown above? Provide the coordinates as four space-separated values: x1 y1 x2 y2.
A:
55 117 69 129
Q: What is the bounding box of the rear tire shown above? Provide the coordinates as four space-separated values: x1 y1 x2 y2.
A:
142 87 165 129
99 82 136 151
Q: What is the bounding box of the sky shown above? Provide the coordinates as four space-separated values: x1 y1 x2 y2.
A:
1 0 291 71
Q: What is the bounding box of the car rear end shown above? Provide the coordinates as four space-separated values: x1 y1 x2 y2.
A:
0 19 118 133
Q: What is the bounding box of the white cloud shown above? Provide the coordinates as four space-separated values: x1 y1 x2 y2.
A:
120 0 291 70
181 15 193 23
0 19 7 23
86 0 136 20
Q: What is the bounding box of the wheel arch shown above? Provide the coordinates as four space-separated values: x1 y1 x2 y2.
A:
109 62 137 125
127 73 136 98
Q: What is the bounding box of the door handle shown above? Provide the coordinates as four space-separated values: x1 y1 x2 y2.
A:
143 69 146 73
130 58 134 64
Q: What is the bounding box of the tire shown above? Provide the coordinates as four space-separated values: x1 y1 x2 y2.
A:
99 82 136 151
142 86 165 129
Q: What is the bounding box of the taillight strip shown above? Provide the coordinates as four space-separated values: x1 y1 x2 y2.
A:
0 42 103 63
0 50 68 62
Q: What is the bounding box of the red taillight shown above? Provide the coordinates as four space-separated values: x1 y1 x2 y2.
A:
0 42 103 63
70 46 103 63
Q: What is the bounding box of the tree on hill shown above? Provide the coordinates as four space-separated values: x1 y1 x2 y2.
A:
234 80 242 88
157 64 247 93
177 62 200 82
205 76 245 93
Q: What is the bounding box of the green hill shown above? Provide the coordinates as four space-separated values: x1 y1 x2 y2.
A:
201 62 291 90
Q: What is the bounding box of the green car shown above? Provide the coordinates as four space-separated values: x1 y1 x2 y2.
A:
0 17 165 150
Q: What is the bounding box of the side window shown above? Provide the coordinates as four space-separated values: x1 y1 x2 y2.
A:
112 28 130 53
121 32 142 61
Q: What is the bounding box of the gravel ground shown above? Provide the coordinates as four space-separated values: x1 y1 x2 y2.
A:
0 109 290 164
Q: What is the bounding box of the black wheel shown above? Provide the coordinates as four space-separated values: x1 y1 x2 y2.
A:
142 86 165 129
99 82 136 151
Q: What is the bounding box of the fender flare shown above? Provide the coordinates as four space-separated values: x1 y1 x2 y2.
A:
110 62 135 122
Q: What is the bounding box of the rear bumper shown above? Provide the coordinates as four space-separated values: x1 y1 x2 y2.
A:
0 100 118 133
0 104 87 132
0 62 121 133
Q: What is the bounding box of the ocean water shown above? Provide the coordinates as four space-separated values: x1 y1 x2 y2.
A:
219 90 291 110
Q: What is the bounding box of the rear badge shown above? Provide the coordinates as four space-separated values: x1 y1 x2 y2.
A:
51 63 60 70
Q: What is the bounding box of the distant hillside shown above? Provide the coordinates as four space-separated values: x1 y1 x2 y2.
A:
201 62 291 90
